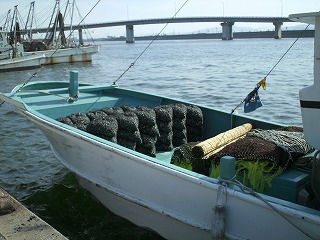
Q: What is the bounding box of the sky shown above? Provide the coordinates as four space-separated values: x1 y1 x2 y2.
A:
0 0 319 38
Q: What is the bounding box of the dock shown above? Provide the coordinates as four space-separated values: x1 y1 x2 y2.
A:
0 187 67 240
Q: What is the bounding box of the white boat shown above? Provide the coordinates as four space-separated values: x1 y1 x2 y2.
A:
0 53 45 72
0 19 45 72
29 45 99 65
1 1 99 65
0 12 319 240
25 0 99 65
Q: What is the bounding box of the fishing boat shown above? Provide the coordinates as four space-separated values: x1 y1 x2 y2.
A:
1 1 99 65
26 0 99 65
0 52 45 72
0 12 319 240
0 7 46 72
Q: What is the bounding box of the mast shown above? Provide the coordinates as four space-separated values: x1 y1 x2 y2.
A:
44 0 60 47
24 1 35 41
9 6 18 46
8 5 20 58
70 0 75 47
61 0 74 47
3 9 11 31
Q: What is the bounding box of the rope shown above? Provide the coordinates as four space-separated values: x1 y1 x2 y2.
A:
112 0 190 85
264 24 310 79
0 71 39 107
17 89 78 102
48 0 101 58
311 150 320 203
230 24 311 121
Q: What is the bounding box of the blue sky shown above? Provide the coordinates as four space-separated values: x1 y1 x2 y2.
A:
1 0 319 37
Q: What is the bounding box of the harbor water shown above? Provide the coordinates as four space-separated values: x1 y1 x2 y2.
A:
0 38 314 239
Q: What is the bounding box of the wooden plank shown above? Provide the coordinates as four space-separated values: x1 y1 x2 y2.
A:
0 188 67 240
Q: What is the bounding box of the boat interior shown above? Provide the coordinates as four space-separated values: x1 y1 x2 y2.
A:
14 81 320 212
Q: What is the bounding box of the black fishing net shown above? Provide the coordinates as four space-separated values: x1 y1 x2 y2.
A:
56 116 74 126
186 105 202 123
171 103 187 119
115 112 139 131
171 103 187 146
121 105 137 112
171 126 314 174
101 107 124 115
138 124 160 136
136 145 156 157
170 141 209 174
157 121 173 133
115 111 142 149
154 105 174 151
210 135 286 166
117 138 136 150
138 134 157 149
154 105 173 123
86 116 118 139
131 107 159 156
156 131 174 151
57 103 204 157
134 106 157 126
69 112 90 125
86 110 108 121
186 105 203 142
117 130 141 143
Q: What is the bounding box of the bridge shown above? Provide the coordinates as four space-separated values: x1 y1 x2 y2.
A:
32 16 293 43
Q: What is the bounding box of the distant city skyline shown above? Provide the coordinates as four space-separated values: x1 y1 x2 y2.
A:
0 0 319 37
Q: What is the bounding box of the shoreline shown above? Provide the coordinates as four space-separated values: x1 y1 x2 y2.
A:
97 30 314 41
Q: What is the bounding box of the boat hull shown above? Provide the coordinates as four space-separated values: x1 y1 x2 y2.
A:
27 45 99 65
19 109 320 240
0 54 45 72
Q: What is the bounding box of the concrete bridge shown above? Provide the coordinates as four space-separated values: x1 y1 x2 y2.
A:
32 16 293 43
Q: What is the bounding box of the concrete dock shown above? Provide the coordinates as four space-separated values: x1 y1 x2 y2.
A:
0 187 67 240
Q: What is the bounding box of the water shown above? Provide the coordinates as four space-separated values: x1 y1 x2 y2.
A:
0 38 314 239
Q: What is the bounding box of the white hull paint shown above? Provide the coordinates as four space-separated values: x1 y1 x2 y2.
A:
0 54 45 72
28 45 99 65
20 109 320 240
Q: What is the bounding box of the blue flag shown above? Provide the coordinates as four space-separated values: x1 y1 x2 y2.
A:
243 86 263 113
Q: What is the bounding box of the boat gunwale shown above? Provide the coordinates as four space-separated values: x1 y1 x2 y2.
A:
2 81 320 222
19 106 320 223
5 81 286 130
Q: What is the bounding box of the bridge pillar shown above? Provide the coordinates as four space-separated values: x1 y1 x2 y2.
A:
78 28 83 45
221 22 234 40
126 25 135 43
273 22 283 39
